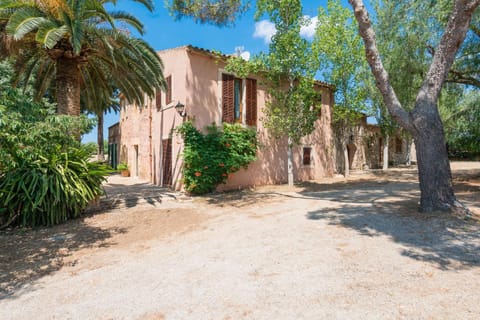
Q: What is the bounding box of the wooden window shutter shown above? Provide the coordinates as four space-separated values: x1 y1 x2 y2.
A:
166 76 172 105
303 147 312 166
155 88 162 109
222 74 234 123
245 78 257 126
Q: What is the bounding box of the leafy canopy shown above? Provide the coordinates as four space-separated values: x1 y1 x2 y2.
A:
0 0 166 113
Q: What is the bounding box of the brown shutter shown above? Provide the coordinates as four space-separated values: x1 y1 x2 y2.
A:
303 147 312 166
222 74 234 123
245 78 257 126
166 76 172 105
155 88 162 109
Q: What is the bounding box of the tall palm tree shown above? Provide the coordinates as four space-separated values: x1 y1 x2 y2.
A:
0 0 165 116
80 80 120 161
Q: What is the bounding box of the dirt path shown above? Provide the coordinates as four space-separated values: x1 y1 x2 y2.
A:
1 162 479 319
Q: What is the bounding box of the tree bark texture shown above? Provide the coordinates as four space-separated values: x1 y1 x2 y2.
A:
343 142 349 177
56 57 81 116
97 112 105 161
348 0 479 212
287 136 294 187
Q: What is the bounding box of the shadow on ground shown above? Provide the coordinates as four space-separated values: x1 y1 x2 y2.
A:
100 182 178 210
0 219 127 300
304 178 480 271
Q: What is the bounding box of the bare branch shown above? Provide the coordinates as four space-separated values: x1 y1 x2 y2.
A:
348 0 415 134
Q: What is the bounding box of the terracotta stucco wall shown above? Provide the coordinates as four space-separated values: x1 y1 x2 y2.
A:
120 46 336 190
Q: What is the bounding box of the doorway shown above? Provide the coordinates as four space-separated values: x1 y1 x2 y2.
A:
162 139 172 187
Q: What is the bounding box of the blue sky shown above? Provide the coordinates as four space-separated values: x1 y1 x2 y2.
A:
82 0 350 143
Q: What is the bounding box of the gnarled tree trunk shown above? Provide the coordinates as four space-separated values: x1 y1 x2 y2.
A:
349 0 479 213
56 57 81 116
413 98 456 211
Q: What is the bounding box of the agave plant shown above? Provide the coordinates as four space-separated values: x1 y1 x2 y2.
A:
0 0 166 116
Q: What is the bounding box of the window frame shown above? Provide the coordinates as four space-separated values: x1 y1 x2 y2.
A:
302 146 313 166
220 71 257 126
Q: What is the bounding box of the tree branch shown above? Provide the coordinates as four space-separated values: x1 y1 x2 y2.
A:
348 0 415 134
447 69 480 88
416 0 479 106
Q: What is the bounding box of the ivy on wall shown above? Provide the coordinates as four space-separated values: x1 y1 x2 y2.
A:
176 121 258 194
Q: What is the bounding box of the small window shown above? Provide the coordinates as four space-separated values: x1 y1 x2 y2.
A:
222 73 243 123
395 137 402 153
166 75 172 105
303 147 312 166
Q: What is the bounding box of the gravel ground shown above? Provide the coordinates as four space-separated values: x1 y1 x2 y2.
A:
1 162 479 319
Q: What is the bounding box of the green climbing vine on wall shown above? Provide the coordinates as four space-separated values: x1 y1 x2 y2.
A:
176 121 258 194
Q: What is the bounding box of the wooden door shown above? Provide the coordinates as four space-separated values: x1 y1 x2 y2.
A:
162 138 172 187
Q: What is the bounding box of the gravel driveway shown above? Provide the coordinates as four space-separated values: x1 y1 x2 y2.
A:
1 162 479 319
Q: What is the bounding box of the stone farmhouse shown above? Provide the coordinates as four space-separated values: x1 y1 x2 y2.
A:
109 45 335 190
334 115 417 173
108 45 414 190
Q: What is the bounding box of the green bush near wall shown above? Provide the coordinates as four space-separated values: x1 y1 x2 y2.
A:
0 62 110 228
176 122 258 194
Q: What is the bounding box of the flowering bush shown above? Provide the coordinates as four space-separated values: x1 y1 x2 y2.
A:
176 121 257 194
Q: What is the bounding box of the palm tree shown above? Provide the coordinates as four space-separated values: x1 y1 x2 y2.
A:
81 81 120 161
0 0 165 116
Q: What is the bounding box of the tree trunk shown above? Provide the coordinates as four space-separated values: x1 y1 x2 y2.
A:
343 141 349 177
382 135 389 170
413 100 456 212
287 136 294 187
348 0 478 213
56 57 81 116
97 112 105 161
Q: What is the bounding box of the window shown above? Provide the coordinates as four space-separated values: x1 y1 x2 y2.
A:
303 147 312 166
222 74 240 123
222 74 257 125
166 75 172 105
395 137 403 153
245 78 257 126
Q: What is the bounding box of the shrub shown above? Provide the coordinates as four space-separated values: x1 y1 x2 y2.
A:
0 149 110 227
176 122 257 194
117 162 129 171
0 65 109 228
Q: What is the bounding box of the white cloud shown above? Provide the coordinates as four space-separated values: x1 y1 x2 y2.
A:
253 20 277 44
253 16 318 43
300 15 318 39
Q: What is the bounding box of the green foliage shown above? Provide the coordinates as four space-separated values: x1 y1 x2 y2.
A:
440 87 480 157
0 0 166 114
117 162 129 171
176 121 257 194
82 142 98 156
313 0 369 131
254 0 320 145
166 0 250 26
314 0 368 114
0 60 110 228
0 150 110 228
